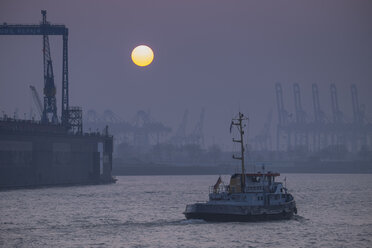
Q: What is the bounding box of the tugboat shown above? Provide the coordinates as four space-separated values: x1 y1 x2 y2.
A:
184 112 297 222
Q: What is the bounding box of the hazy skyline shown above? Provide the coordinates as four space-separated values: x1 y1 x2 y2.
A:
1 0 371 147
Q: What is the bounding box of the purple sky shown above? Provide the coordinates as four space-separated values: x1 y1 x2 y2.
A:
0 0 371 148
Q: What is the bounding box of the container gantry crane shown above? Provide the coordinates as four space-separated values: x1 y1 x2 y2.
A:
275 82 291 151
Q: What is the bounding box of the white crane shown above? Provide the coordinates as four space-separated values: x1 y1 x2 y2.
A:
29 85 43 119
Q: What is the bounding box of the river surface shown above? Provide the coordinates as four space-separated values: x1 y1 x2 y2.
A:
1 174 371 247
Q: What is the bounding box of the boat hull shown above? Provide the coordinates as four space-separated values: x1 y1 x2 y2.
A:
184 211 294 222
184 201 297 222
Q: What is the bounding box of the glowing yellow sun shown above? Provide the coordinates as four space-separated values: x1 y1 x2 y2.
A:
131 45 154 67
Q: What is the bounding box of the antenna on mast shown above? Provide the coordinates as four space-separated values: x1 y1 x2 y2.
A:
231 112 249 192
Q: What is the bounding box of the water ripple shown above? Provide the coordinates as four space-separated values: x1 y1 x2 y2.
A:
1 174 372 248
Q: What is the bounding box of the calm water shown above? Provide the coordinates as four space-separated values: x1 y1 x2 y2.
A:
1 174 371 248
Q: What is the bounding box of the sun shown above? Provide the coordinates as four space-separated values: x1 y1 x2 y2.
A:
131 45 154 67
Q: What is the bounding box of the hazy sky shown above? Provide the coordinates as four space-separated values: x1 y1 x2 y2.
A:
0 0 371 147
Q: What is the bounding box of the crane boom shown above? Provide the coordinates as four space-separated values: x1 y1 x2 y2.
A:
29 85 43 119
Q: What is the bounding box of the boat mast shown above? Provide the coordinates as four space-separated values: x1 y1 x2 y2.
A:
231 112 248 192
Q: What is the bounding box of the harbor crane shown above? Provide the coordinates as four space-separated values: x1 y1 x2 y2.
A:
330 84 343 124
41 10 58 123
0 10 70 126
351 84 365 125
312 84 325 124
275 82 290 151
292 83 308 150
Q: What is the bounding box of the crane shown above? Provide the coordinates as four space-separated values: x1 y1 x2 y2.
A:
329 83 346 148
351 84 364 125
189 108 205 146
293 83 306 123
311 83 326 151
253 109 273 151
312 84 325 123
330 84 343 124
275 82 290 151
0 10 70 126
293 83 308 150
29 85 43 119
40 10 58 123
170 109 189 145
275 83 288 126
